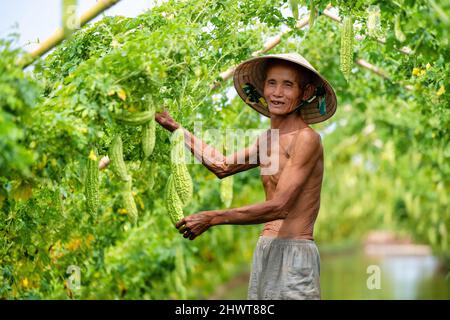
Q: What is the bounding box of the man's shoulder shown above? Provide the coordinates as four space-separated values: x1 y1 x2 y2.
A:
290 128 322 162
296 128 322 147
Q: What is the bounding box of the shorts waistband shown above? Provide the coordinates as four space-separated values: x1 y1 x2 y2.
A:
258 235 316 245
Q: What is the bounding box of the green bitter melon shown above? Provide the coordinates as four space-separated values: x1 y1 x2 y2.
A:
340 16 354 81
170 128 193 206
85 150 99 218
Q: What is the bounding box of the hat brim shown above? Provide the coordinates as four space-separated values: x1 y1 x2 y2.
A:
233 53 337 124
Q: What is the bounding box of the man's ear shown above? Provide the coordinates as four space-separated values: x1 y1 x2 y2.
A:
302 83 316 101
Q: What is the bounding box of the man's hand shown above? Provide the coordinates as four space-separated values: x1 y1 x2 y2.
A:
155 109 180 132
175 211 214 240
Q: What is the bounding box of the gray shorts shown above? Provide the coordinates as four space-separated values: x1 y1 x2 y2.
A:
247 236 321 300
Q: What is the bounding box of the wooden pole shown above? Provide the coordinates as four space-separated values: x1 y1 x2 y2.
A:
21 0 122 68
355 59 389 79
251 15 310 57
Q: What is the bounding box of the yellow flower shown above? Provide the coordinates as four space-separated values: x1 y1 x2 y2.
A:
85 234 95 247
412 68 420 76
118 208 128 215
117 88 127 101
66 238 82 251
419 69 426 76
126 105 138 113
22 278 29 288
88 150 97 161
436 85 445 96
136 196 145 210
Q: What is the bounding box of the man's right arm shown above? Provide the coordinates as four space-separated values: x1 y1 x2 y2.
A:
155 110 260 179
182 128 259 179
100 110 261 178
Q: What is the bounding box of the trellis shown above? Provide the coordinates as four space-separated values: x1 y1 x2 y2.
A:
211 5 413 90
23 2 413 90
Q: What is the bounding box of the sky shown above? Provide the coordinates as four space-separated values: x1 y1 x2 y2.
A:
0 0 157 52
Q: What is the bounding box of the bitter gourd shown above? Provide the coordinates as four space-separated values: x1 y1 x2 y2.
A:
84 150 99 217
142 105 156 158
340 16 353 81
220 176 234 208
85 150 99 218
165 174 184 226
109 135 130 181
170 128 193 205
114 110 154 126
123 179 138 224
394 15 406 42
309 0 315 29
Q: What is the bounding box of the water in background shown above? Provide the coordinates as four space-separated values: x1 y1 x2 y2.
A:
211 241 450 300
320 246 450 300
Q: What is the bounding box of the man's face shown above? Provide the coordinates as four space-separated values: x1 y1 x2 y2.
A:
263 63 303 116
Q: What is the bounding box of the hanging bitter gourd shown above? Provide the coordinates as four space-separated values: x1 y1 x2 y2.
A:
165 174 185 226
85 149 99 218
62 0 77 36
289 0 299 20
113 110 155 126
220 176 234 208
175 246 187 283
122 179 138 224
142 105 156 158
366 5 381 38
394 15 406 42
109 134 138 223
54 188 65 216
172 271 187 299
170 128 193 206
340 16 354 81
309 0 315 29
109 135 130 181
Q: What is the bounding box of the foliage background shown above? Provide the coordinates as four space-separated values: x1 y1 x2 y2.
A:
0 0 448 299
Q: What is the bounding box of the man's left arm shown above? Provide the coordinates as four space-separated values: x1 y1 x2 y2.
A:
176 130 322 240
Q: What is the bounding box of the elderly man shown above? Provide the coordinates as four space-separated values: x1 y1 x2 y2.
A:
155 53 337 300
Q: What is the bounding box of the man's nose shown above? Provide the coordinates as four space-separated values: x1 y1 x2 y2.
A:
273 85 283 97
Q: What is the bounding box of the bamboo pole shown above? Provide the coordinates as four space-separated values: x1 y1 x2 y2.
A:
251 15 310 57
355 59 389 79
21 0 123 68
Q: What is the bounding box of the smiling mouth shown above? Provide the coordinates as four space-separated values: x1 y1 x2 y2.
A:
271 101 285 106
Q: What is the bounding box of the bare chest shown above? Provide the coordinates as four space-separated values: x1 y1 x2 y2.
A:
259 132 298 186
259 130 323 195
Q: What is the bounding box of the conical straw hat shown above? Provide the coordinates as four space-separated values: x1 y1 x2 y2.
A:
233 53 337 124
